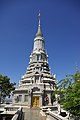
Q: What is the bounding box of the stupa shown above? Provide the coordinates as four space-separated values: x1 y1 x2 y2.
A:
13 12 56 107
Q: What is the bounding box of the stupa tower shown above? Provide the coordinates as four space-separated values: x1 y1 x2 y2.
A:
13 12 56 107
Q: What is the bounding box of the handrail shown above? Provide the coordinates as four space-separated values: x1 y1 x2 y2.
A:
11 107 24 120
46 111 69 120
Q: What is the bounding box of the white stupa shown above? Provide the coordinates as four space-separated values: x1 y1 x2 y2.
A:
13 12 56 108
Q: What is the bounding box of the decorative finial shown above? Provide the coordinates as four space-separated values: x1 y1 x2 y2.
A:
38 10 41 26
36 10 43 37
76 64 79 73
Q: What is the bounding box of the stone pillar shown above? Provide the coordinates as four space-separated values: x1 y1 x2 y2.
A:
22 94 24 103
40 95 42 107
39 76 41 83
28 95 31 107
48 93 52 106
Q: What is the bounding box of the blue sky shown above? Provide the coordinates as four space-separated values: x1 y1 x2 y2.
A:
0 0 80 85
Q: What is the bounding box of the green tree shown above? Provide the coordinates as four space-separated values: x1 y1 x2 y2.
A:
0 74 16 103
58 72 80 116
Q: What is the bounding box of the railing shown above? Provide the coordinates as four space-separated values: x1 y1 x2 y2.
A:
11 107 24 120
0 106 24 120
5 106 19 111
41 106 69 120
46 110 69 120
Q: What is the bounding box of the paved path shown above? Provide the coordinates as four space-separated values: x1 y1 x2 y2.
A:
23 108 43 120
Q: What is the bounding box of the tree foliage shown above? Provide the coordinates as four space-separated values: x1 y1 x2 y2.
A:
57 72 80 116
0 74 16 102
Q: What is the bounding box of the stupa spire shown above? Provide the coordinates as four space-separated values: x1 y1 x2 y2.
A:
38 11 40 26
36 11 43 37
76 64 79 73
